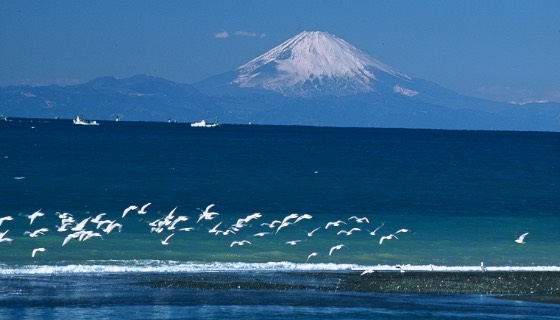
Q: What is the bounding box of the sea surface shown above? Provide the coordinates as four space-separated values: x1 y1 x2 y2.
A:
1 118 559 319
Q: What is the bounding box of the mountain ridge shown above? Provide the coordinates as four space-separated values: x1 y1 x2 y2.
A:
1 30 559 131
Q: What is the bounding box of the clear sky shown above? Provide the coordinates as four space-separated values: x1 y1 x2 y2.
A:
1 0 559 102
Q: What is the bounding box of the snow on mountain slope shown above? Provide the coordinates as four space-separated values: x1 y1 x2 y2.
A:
232 31 413 97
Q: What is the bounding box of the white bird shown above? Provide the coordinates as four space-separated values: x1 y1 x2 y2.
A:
294 214 313 224
307 227 321 237
515 232 529 244
0 216 13 226
395 228 410 234
137 202 151 214
215 229 236 236
168 216 189 230
31 247 46 257
349 216 369 224
161 233 174 245
62 232 81 246
306 252 318 262
0 230 10 239
282 213 299 224
261 220 282 228
253 232 271 237
122 205 138 218
368 222 384 236
178 227 194 232
275 221 293 234
208 221 223 234
197 204 219 223
24 228 49 238
28 209 45 225
0 237 13 244
242 212 262 224
379 234 399 245
165 206 179 221
71 217 91 232
325 220 346 229
285 240 302 246
337 228 361 236
329 244 346 256
102 221 122 234
90 213 107 224
230 240 251 247
361 268 376 276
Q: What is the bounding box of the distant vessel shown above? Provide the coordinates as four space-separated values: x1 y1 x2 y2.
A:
0 115 7 121
73 115 99 126
191 118 219 128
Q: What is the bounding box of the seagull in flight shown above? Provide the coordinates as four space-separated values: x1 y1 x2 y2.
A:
122 205 138 218
325 220 346 229
306 252 318 262
307 227 321 237
285 240 302 246
395 228 410 234
137 202 151 215
368 222 384 236
348 216 369 224
197 204 220 223
379 234 399 244
31 247 46 258
161 233 174 245
0 216 13 226
360 268 376 276
329 244 346 256
515 232 529 244
28 209 45 225
230 240 251 247
337 228 361 236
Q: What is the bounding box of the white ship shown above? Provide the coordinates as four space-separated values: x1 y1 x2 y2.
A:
191 118 219 128
73 115 99 126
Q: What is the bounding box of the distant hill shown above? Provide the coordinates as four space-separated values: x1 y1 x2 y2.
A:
1 31 559 131
0 74 218 122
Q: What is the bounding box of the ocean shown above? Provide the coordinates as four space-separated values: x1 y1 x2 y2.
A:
1 118 559 319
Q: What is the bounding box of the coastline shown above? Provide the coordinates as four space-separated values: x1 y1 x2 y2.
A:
136 270 560 304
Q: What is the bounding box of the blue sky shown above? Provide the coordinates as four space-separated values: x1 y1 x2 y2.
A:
1 0 559 102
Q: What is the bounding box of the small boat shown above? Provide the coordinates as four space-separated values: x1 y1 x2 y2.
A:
0 115 7 121
73 115 99 126
191 118 219 128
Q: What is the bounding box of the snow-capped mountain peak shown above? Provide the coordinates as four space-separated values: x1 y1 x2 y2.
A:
232 31 411 96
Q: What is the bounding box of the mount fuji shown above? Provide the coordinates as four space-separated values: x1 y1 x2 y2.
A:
1 31 559 131
232 31 413 97
193 31 559 130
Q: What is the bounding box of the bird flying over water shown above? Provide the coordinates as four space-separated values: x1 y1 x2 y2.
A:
306 252 318 262
515 232 529 244
31 247 46 257
0 216 13 226
329 244 346 256
137 202 151 214
122 205 138 218
230 240 251 247
28 209 45 225
379 234 398 244
161 233 174 245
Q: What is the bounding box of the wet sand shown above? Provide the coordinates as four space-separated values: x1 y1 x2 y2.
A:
137 271 560 304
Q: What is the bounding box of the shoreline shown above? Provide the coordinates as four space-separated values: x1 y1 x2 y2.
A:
135 271 560 304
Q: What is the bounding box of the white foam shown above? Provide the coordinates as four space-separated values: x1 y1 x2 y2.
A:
1 261 559 275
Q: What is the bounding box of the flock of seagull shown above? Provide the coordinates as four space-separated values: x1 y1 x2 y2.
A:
0 203 530 270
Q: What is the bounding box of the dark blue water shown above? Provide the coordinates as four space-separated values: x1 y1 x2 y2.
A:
1 118 559 319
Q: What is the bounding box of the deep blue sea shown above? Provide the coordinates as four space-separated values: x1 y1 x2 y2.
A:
1 118 559 319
